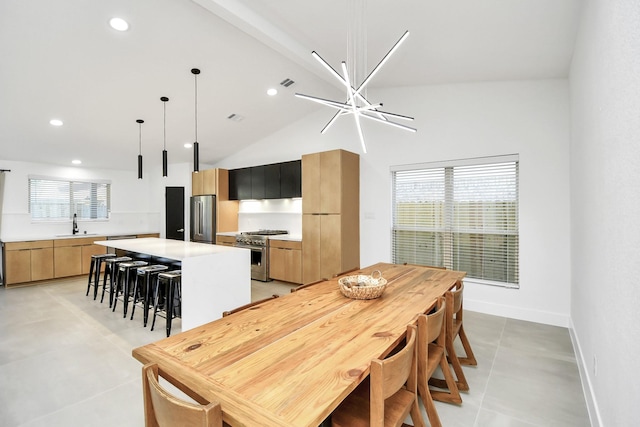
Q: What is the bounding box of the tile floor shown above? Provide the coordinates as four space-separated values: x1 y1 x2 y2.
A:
0 277 591 426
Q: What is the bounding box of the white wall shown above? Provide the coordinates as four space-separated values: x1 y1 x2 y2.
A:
0 159 192 241
569 0 640 425
217 79 573 327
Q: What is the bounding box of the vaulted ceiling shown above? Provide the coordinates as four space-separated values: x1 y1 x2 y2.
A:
0 0 582 170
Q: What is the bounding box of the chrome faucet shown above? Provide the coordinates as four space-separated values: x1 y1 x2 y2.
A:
72 213 79 235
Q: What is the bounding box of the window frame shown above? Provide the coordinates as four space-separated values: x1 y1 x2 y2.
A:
28 175 111 223
391 154 519 288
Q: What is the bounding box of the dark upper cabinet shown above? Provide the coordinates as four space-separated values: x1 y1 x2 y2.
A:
229 167 251 200
229 160 301 200
280 160 301 198
265 164 281 199
251 165 266 199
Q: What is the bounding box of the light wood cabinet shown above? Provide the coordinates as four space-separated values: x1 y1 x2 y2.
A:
192 168 238 236
216 235 236 247
31 247 54 281
302 149 360 284
269 239 302 284
54 236 106 278
4 240 54 285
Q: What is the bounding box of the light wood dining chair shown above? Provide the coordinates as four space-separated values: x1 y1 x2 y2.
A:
331 324 426 427
416 298 462 427
142 363 223 427
431 281 477 392
222 294 279 317
402 262 446 270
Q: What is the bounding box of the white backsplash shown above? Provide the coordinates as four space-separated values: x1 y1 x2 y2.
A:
237 199 302 236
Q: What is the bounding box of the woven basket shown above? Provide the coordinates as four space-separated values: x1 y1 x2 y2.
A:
338 270 387 300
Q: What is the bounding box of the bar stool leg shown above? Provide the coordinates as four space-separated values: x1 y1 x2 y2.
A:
85 258 96 297
166 278 174 337
100 262 111 304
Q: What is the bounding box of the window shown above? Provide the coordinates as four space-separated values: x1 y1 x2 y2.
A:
29 177 111 221
392 155 519 287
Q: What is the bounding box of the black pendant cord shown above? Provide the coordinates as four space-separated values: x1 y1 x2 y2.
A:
192 68 200 173
161 97 169 177
136 119 144 179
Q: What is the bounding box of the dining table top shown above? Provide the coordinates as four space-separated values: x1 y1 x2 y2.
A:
132 262 465 427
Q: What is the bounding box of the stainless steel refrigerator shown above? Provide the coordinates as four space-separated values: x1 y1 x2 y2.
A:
190 195 216 244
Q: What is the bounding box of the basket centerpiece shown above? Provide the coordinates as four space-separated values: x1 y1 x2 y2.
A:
338 270 387 300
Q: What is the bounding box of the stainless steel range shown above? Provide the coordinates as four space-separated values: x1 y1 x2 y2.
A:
234 230 288 281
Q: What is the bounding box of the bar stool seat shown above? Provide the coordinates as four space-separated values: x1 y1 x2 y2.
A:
102 256 133 306
112 260 148 317
85 253 116 300
151 270 182 337
130 264 169 326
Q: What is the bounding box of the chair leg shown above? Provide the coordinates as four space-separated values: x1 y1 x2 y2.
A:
457 326 477 366
100 264 110 304
445 341 469 391
429 355 462 405
130 273 141 320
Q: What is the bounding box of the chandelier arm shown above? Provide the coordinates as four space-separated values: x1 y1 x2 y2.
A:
357 30 410 95
362 109 414 121
342 62 367 153
312 51 349 87
359 111 417 132
295 93 352 110
321 111 344 134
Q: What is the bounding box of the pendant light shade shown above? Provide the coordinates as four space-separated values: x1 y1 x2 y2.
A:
161 96 169 177
136 119 144 179
191 68 200 173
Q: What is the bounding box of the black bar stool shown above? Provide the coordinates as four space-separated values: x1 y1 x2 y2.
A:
101 256 133 306
112 260 148 317
130 264 169 326
85 253 116 300
151 270 182 337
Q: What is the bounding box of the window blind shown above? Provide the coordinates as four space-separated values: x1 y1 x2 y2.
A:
392 158 519 286
29 177 111 221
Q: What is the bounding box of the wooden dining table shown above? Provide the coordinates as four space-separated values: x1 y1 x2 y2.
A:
132 262 465 427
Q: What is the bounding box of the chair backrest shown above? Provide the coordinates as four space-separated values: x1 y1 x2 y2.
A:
142 363 222 427
419 297 446 346
448 281 464 319
402 262 446 270
222 294 279 317
370 324 418 419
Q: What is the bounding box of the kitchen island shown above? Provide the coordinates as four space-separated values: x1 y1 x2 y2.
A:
96 238 250 331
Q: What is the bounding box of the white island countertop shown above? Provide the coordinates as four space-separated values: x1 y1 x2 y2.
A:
95 237 240 260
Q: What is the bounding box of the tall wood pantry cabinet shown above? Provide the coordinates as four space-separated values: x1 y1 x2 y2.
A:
302 149 360 284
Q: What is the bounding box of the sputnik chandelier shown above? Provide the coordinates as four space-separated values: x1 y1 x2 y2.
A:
295 30 416 153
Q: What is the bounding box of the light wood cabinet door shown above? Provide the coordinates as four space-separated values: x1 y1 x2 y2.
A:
81 244 107 274
54 246 83 278
192 171 204 196
31 247 54 281
202 169 218 195
269 240 302 284
5 249 31 284
302 153 321 214
216 235 236 247
302 214 343 283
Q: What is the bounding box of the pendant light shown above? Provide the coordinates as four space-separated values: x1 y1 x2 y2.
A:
136 119 144 179
161 96 169 177
191 68 200 173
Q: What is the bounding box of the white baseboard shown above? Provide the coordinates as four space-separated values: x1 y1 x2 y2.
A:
464 298 570 327
568 319 602 427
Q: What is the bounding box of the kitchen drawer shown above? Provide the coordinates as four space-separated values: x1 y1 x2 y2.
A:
270 239 301 250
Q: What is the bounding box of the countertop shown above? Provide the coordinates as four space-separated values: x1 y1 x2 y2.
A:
216 231 302 242
95 237 245 261
0 232 158 244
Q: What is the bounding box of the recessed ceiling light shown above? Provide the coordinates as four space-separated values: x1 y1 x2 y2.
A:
109 17 129 31
72 159 82 165
267 88 278 96
184 143 193 148
49 119 63 126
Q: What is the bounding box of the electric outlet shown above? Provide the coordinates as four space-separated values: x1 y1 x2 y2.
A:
593 354 598 377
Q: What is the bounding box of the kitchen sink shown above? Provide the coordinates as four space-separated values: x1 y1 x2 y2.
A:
55 233 98 237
